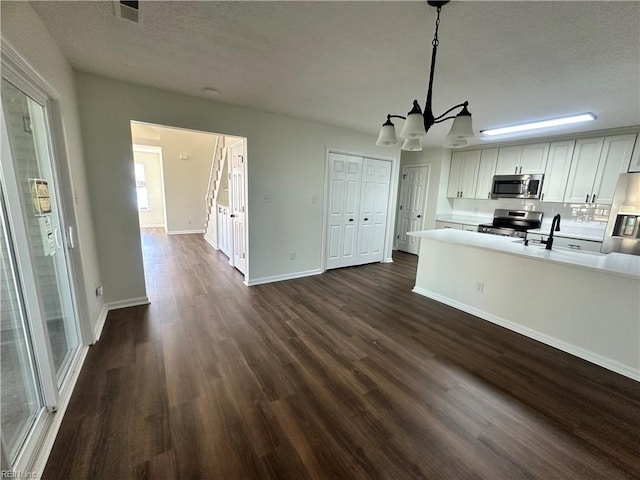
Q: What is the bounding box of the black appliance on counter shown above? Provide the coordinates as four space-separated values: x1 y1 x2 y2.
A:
478 209 543 238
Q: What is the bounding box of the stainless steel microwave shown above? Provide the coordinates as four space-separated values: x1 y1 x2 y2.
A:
491 174 544 199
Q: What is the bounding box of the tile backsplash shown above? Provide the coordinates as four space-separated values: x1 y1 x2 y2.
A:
450 198 610 224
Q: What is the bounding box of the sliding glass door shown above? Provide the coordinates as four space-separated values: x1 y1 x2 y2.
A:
1 76 81 471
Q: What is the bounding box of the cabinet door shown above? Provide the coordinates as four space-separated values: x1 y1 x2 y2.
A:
447 152 464 198
628 135 640 173
462 224 478 232
475 148 498 199
592 134 637 204
495 146 522 175
326 154 362 269
541 141 574 202
520 143 549 174
459 151 481 199
563 137 604 203
434 221 463 230
357 158 391 265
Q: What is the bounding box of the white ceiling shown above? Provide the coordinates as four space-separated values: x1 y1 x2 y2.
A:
30 1 640 147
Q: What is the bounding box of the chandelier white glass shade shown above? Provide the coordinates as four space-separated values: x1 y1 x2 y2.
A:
376 1 474 151
401 138 423 151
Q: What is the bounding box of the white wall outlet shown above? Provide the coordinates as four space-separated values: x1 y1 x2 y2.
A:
262 194 272 203
312 195 318 204
475 281 484 293
290 251 296 260
95 285 104 297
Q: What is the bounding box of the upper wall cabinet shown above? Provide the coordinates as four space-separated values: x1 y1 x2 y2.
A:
474 148 498 199
628 134 640 172
540 140 575 202
495 143 549 175
447 150 481 199
564 134 636 204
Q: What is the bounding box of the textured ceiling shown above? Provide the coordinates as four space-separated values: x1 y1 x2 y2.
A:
29 1 640 147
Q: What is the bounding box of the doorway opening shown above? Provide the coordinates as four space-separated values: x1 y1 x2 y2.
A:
129 121 248 281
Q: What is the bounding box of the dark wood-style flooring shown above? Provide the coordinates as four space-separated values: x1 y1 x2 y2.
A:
43 230 640 479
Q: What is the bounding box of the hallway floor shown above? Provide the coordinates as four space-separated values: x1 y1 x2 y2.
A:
43 231 640 479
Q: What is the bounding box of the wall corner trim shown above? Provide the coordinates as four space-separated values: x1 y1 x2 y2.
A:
203 233 219 250
93 296 151 343
412 286 640 381
167 229 205 235
246 269 322 286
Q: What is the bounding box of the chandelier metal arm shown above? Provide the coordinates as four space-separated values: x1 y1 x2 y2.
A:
433 101 469 123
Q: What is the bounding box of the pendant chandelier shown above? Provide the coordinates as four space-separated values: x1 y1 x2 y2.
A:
376 1 474 151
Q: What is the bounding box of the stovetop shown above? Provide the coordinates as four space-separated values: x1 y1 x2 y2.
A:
478 209 543 238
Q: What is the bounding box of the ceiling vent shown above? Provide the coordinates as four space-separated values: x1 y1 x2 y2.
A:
114 1 139 23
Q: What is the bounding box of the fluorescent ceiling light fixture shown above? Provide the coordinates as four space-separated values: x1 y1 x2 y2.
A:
481 113 596 136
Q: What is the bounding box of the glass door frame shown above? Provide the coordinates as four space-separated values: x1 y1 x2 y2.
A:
0 41 92 474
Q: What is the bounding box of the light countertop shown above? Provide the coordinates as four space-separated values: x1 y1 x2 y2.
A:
435 214 492 226
528 221 606 242
409 229 640 279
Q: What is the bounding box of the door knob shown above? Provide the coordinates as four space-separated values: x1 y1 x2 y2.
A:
417 215 421 218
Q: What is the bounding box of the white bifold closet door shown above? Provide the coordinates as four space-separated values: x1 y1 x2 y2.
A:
326 153 391 270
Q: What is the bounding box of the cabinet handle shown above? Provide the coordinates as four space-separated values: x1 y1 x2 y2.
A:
591 194 596 203
519 166 522 174
487 192 490 199
541 193 544 201
348 218 354 222
585 194 589 203
364 217 369 221
515 167 518 174
417 215 421 218
568 244 581 250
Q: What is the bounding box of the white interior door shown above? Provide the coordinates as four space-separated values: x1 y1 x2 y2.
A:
230 140 246 274
357 158 391 265
397 165 429 255
326 153 362 270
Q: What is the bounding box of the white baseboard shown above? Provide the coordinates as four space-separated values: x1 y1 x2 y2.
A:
139 223 165 228
93 304 109 344
203 233 219 250
92 297 150 343
247 269 323 286
105 296 151 311
412 286 640 381
31 344 89 476
167 229 204 235
383 257 394 263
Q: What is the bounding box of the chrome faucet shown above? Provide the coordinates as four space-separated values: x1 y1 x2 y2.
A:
541 214 561 250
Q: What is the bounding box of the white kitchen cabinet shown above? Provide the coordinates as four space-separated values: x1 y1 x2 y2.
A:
495 143 549 175
435 221 463 230
447 150 480 198
628 134 640 172
592 134 637 203
540 140 575 202
564 134 635 204
564 137 604 203
474 148 498 199
495 146 521 175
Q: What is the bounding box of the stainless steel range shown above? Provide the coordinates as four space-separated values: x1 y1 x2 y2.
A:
478 209 543 238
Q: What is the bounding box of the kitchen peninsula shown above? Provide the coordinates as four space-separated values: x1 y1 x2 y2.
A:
409 229 640 380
